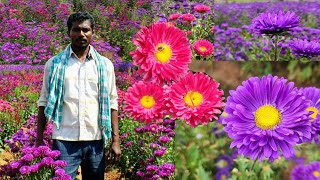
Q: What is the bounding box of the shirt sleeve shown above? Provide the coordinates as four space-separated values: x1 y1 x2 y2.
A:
108 61 119 111
38 59 52 107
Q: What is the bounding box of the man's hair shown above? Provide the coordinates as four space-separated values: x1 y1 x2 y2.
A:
67 12 95 33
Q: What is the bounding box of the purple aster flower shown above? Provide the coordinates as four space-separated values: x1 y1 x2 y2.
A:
215 169 230 180
152 174 160 179
289 39 320 58
216 155 233 171
10 161 21 169
19 165 31 175
146 165 158 171
136 170 144 177
125 141 133 148
42 157 54 166
147 157 155 163
300 87 320 143
223 75 312 161
154 149 166 157
47 150 61 159
30 163 40 173
21 154 34 162
160 163 175 172
159 136 171 143
291 162 320 180
55 168 66 176
53 160 68 168
251 11 299 35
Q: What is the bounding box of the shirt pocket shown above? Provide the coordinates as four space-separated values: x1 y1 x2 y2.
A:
86 70 99 96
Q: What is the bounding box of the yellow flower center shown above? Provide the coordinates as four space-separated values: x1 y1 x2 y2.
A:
184 91 203 108
255 105 281 130
216 159 228 169
313 171 320 177
140 95 155 109
154 43 172 63
306 106 319 120
199 46 207 52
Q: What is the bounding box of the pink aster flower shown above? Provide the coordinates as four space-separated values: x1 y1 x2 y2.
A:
193 39 214 58
181 13 195 22
194 5 211 13
130 23 192 84
166 72 224 127
168 13 180 21
124 81 164 123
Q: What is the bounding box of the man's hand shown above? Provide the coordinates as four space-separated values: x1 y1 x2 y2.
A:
110 140 121 162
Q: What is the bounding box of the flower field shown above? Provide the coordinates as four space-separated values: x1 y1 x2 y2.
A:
214 1 320 61
0 0 320 180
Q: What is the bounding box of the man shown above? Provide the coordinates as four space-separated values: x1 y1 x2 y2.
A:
36 12 121 179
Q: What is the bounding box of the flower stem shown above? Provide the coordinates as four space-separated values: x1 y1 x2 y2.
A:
274 35 279 61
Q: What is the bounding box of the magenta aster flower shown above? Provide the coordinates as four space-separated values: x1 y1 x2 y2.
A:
194 5 211 13
166 72 224 127
193 39 214 58
289 39 320 58
124 81 164 124
130 22 192 84
19 165 31 175
159 136 171 143
181 13 195 22
300 87 320 143
223 75 312 161
251 11 300 35
168 13 180 21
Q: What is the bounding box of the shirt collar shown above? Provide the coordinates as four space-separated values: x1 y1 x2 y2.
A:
69 44 94 61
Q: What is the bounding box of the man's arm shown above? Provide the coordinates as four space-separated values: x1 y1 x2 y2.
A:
36 106 46 146
110 108 121 161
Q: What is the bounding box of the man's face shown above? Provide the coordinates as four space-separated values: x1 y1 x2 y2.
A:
69 20 94 49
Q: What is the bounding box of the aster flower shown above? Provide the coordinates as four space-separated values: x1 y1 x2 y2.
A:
168 13 180 21
223 75 312 161
193 39 214 58
251 11 300 35
124 81 164 123
19 166 31 175
181 13 195 22
289 39 320 58
291 162 320 180
130 22 192 84
216 155 233 171
166 72 224 127
194 5 211 13
300 87 320 143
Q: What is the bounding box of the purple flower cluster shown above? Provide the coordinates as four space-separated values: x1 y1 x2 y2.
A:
289 39 320 59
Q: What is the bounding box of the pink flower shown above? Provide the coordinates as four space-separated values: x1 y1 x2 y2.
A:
193 39 214 58
194 5 211 13
181 13 195 22
124 82 164 123
166 72 224 127
168 13 180 21
130 23 192 84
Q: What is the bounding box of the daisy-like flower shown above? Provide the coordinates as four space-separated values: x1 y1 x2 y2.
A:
251 11 300 35
289 39 320 58
291 162 320 180
166 72 224 127
300 87 320 143
181 13 195 22
193 39 214 58
130 23 192 84
223 75 312 161
124 81 164 123
168 13 180 21
216 155 233 171
194 5 211 13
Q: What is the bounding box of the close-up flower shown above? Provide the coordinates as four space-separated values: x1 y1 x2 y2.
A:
193 39 214 58
124 81 164 124
300 87 320 143
291 162 320 180
223 75 312 161
251 11 300 35
130 22 192 84
166 72 224 127
289 39 320 58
